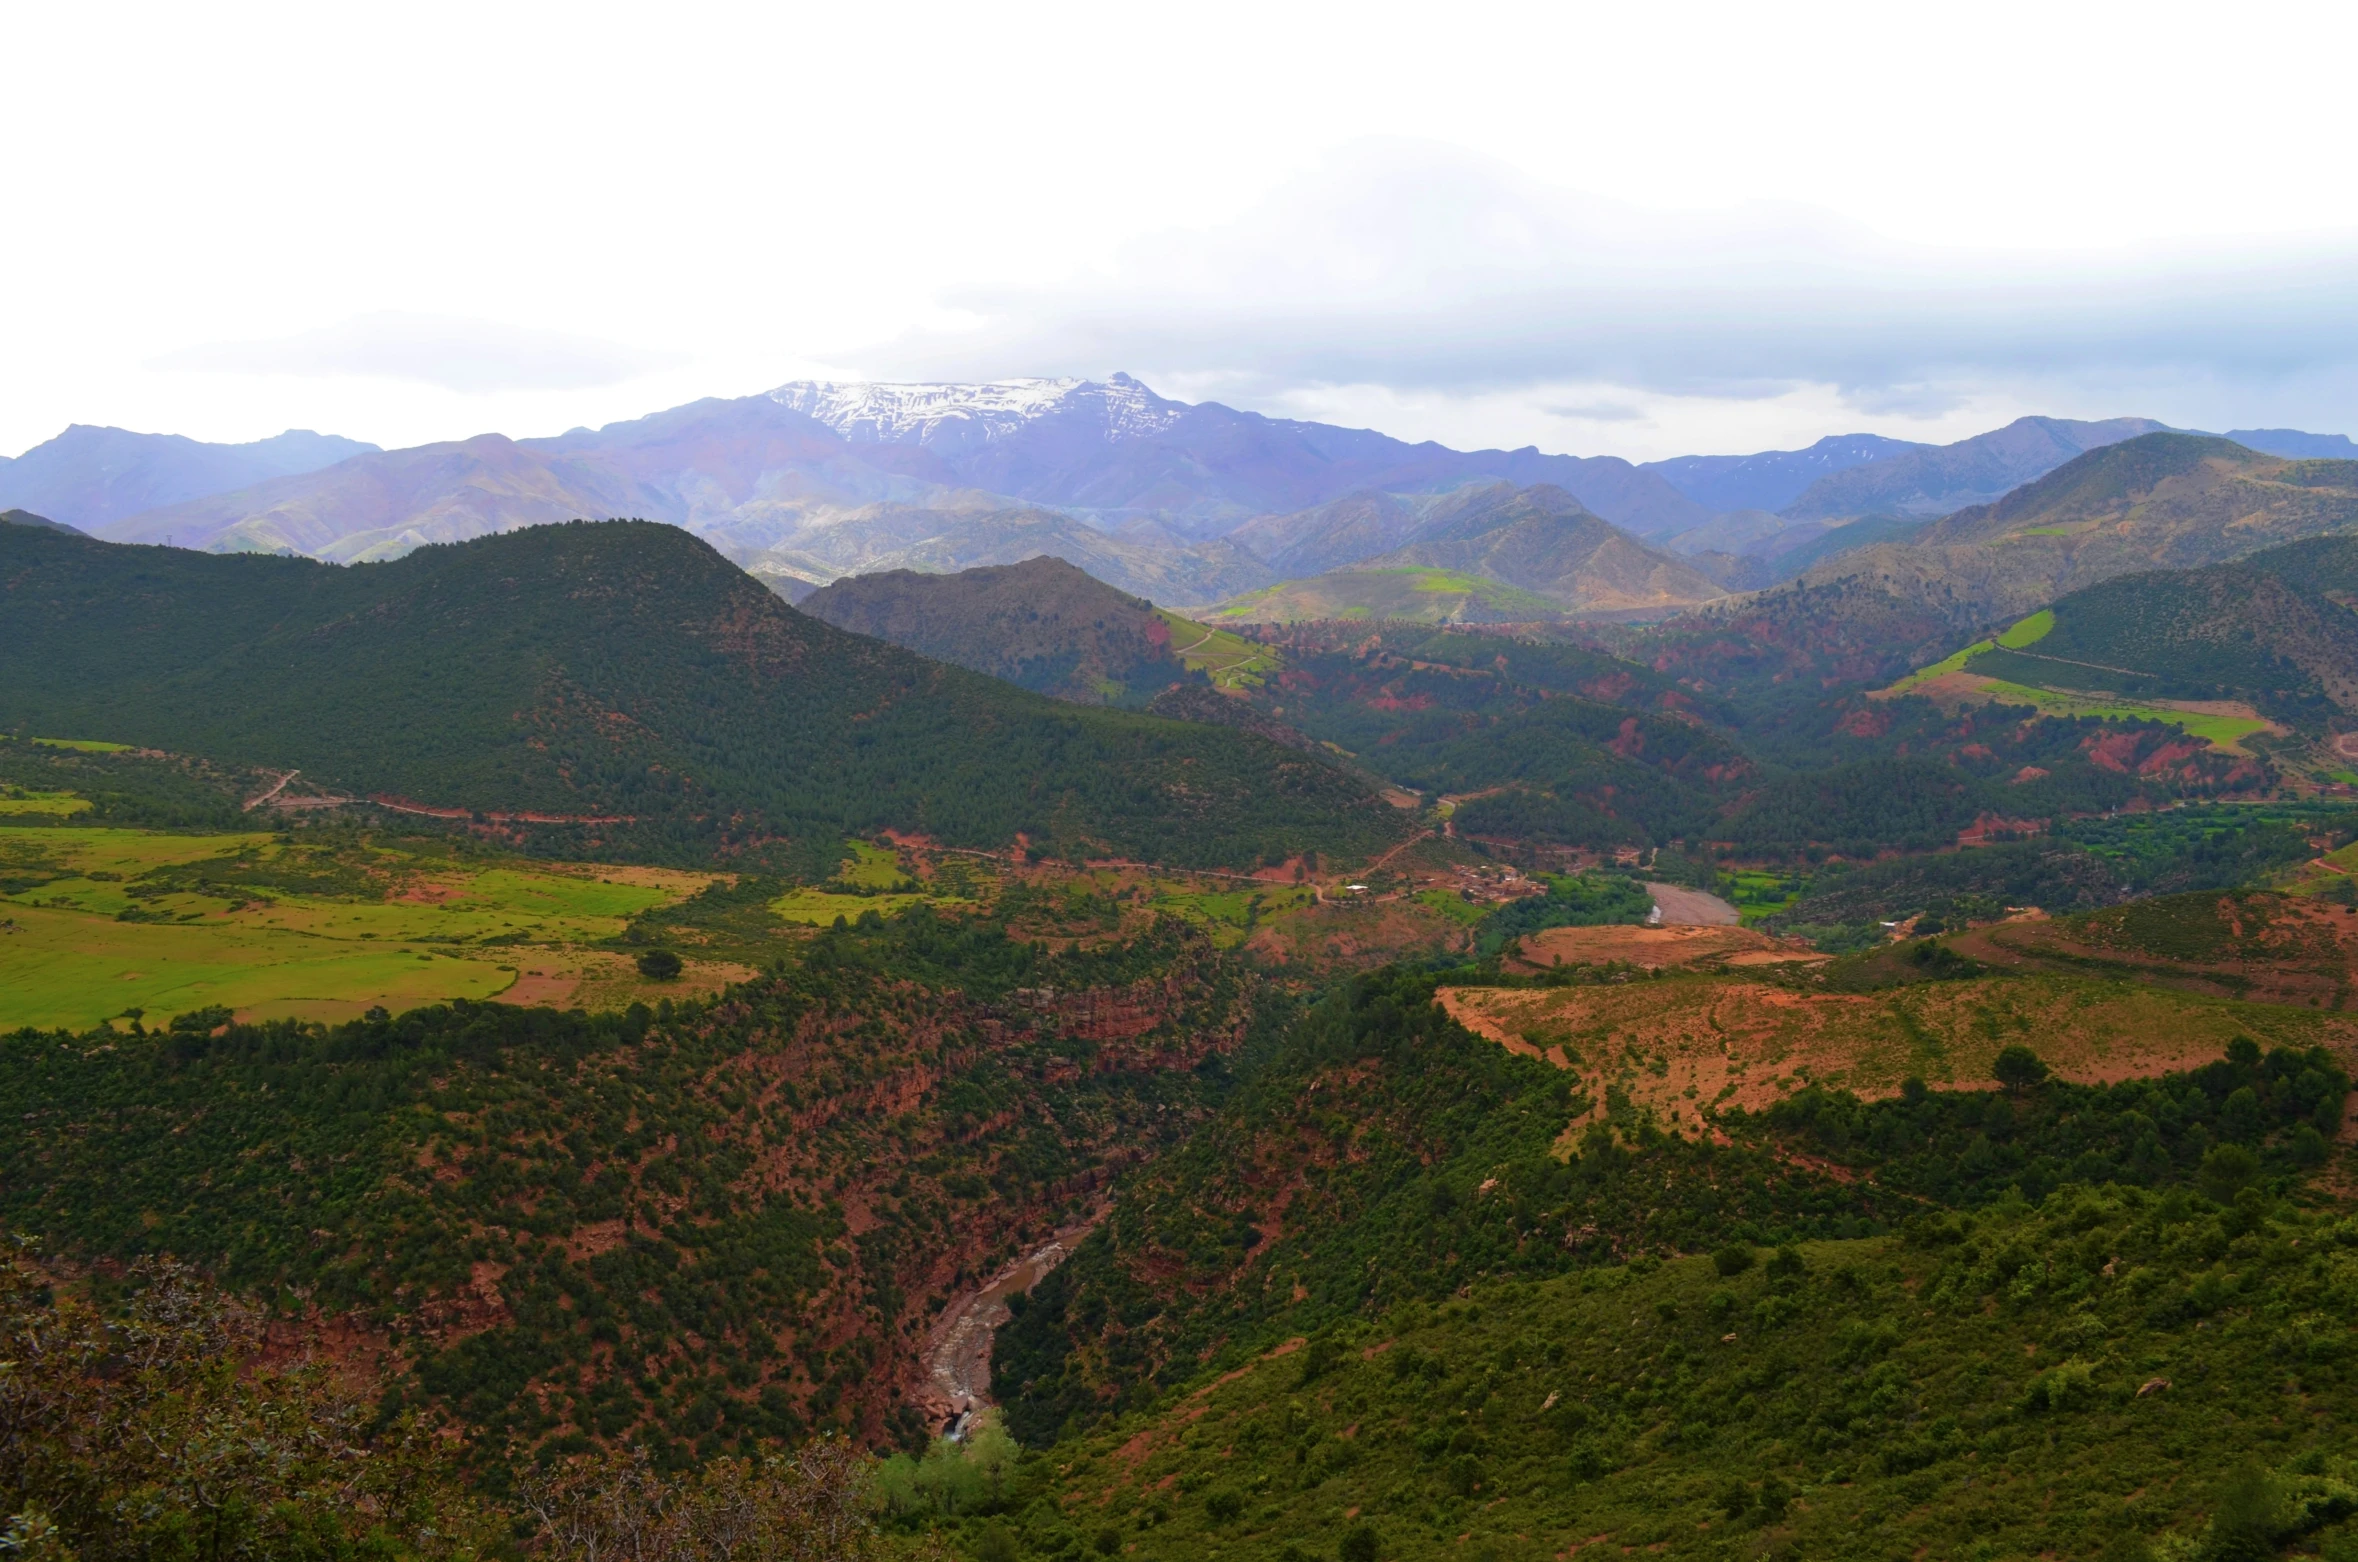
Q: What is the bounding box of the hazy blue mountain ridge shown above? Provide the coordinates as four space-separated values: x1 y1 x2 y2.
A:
0 424 377 532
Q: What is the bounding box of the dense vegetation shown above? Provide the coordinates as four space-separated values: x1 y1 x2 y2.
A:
0 907 1273 1475
801 557 1194 707
1001 1191 2358 1561
0 737 249 831
0 522 1402 870
1472 872 1653 955
1768 803 2339 939
992 966 1885 1448
0 1246 891 1560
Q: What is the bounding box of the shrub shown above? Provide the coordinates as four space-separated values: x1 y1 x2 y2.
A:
1713 1245 1756 1278
1340 1523 1382 1562
636 949 685 980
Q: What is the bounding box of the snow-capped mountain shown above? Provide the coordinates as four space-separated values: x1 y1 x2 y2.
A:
85 374 1712 599
770 373 1185 448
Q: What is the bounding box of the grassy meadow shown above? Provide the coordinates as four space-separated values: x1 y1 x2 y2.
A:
0 823 717 1029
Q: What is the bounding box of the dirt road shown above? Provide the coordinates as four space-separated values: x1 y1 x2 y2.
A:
1643 882 1742 927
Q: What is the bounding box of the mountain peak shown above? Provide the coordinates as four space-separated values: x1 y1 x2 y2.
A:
767 376 1185 446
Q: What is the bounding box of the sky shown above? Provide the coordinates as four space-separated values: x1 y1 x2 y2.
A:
5 0 2356 463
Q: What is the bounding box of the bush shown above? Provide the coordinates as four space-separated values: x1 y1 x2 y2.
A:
636 949 685 980
1713 1245 1756 1278
1340 1523 1382 1562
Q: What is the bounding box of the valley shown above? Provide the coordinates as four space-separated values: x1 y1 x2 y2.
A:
19 391 2358 1562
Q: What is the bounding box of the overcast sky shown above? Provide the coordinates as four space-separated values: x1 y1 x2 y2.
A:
5 0 2356 462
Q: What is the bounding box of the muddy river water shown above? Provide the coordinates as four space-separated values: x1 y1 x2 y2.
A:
918 1209 1104 1435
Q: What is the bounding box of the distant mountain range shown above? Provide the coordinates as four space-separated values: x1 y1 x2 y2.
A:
85 377 1705 575
1776 416 2172 522
2227 428 2358 459
1641 433 1929 514
0 425 376 532
1778 432 2358 627
20 385 2357 621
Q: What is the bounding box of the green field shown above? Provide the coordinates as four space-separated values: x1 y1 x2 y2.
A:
0 789 91 815
0 825 712 1030
836 839 916 889
1410 887 1489 927
770 887 938 925
1208 568 1566 626
1882 637 1993 694
1994 606 2053 647
1884 607 2275 751
1148 883 1313 947
33 737 133 753
1725 868 1808 924
1970 678 2275 748
1158 609 1284 690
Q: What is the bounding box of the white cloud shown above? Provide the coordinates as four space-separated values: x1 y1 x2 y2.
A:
850 140 2358 431
152 313 684 394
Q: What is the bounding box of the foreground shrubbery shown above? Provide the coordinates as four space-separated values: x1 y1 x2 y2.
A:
0 1244 900 1560
997 1191 2358 1560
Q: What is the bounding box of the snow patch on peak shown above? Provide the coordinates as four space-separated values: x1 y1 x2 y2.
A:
767 376 1185 446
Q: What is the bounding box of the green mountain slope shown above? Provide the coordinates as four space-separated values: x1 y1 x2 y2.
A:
1365 484 1724 616
1788 434 2358 627
1884 532 2358 745
2 507 81 535
1207 486 1725 626
0 522 1403 869
978 963 2358 1561
799 557 1188 705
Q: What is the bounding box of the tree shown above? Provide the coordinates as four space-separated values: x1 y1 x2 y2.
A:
637 948 685 980
1712 1244 1756 1278
1993 1045 2049 1095
2199 1143 2261 1205
1340 1523 1382 1562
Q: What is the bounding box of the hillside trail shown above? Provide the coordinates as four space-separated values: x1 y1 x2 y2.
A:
1165 620 1222 658
1365 830 1436 876
919 1205 1108 1436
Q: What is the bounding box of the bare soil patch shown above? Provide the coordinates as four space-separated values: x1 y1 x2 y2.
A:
492 952 754 1012
1438 972 2358 1143
1510 923 1822 972
1644 882 1742 927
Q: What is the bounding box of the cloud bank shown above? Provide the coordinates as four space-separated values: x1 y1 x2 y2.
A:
851 141 2358 434
155 312 683 394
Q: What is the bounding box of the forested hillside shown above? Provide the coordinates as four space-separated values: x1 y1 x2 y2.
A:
801 557 1189 705
0 908 1273 1471
0 522 1402 870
